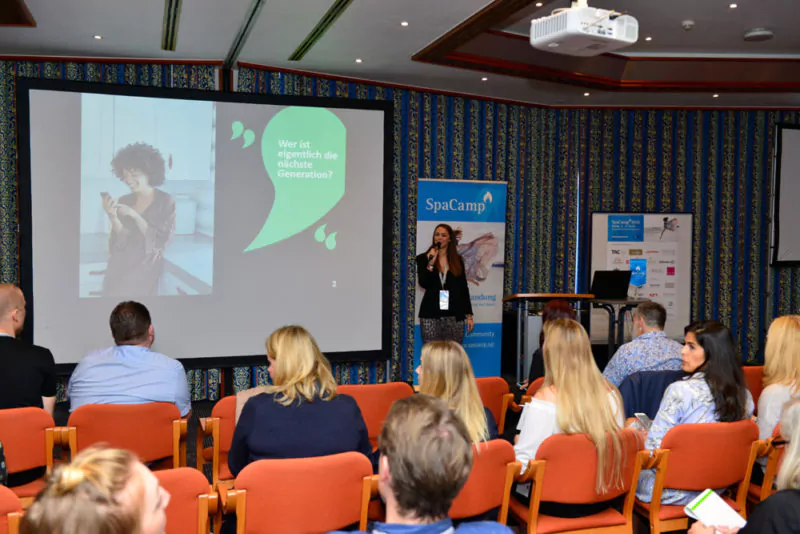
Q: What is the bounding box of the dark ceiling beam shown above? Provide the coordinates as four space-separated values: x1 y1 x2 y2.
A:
288 0 355 61
161 0 182 51
224 0 267 69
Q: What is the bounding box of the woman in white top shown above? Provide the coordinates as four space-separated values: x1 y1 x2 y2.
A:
514 319 625 517
755 316 800 482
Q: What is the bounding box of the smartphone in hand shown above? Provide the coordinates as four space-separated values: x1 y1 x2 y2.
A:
634 412 653 431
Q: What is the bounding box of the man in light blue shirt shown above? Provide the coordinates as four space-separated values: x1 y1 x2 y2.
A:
68 301 191 417
602 301 683 387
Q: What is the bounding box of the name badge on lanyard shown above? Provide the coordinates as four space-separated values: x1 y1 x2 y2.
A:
439 270 449 310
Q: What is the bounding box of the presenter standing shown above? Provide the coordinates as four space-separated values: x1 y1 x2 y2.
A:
416 224 474 344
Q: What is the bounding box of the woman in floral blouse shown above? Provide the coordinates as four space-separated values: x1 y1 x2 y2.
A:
636 321 754 505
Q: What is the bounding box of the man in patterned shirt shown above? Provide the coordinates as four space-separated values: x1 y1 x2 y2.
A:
602 301 683 387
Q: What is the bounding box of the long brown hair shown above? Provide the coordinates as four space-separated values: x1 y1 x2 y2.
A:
430 224 463 277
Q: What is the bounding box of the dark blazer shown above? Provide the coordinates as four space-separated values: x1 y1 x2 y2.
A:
228 391 376 477
618 370 685 419
485 407 499 440
416 252 473 321
0 336 56 410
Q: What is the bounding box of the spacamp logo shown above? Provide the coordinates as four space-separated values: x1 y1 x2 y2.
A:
425 191 492 215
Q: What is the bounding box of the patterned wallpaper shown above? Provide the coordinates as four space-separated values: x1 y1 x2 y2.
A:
1 60 798 400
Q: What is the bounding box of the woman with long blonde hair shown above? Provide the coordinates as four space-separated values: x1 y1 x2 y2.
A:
514 319 625 517
22 446 169 534
417 340 497 442
227 325 375 478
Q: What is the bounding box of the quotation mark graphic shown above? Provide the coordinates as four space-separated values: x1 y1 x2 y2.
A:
231 121 255 148
314 224 337 250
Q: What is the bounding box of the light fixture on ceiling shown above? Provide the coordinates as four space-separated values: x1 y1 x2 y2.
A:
713 94 720 98
93 35 103 40
535 2 543 6
584 92 590 96
744 28 774 42
400 21 409 27
645 36 652 41
481 77 488 81
355 58 362 63
729 3 737 8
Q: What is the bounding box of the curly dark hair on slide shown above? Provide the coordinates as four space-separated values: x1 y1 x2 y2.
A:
110 142 166 186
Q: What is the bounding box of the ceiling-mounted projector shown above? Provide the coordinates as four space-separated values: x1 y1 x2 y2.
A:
530 0 638 57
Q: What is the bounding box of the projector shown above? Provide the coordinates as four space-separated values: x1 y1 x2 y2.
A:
530 5 638 57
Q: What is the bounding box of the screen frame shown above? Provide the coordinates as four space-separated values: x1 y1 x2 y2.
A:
771 123 800 266
15 77 394 370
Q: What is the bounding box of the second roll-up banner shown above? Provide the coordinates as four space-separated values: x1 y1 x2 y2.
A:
414 179 508 379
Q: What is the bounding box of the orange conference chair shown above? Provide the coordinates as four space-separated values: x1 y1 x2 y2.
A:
0 485 22 534
742 366 764 414
337 382 414 450
748 423 785 504
154 468 217 534
222 452 374 534
0 408 60 507
361 439 521 525
475 377 514 435
634 420 761 534
450 439 520 523
197 395 236 490
520 377 546 406
509 429 646 534
64 403 187 469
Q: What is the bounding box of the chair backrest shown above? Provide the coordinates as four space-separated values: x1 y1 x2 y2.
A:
475 377 510 425
0 408 55 473
211 396 237 455
661 420 759 490
336 383 414 448
525 377 545 397
535 429 643 504
742 366 764 412
155 468 212 534
449 439 517 520
0 484 22 534
234 452 373 534
68 403 181 463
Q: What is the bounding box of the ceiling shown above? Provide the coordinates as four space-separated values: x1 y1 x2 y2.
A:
0 0 799 108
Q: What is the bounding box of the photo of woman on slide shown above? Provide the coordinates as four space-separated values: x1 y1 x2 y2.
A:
416 224 474 344
101 143 176 297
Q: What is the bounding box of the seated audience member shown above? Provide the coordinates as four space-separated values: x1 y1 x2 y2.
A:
690 396 800 534
330 394 512 534
21 446 169 534
68 301 191 417
417 340 497 442
526 300 576 385
603 301 683 387
0 284 56 416
756 315 800 481
514 319 625 517
227 325 374 477
637 320 754 505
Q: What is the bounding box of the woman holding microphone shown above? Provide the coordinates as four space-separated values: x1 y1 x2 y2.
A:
416 224 474 344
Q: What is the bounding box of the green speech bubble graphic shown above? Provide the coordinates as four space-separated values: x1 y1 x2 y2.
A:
244 107 346 252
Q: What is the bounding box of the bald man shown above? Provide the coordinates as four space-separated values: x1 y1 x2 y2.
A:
0 284 56 416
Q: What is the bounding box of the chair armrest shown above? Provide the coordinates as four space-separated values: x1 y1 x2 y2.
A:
172 419 188 468
220 488 242 514
207 487 219 515
641 449 666 470
498 393 513 435
359 475 379 531
515 459 543 484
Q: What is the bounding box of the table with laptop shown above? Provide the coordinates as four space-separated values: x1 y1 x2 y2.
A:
589 270 650 361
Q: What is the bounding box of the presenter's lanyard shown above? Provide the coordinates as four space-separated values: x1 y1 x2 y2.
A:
439 270 448 288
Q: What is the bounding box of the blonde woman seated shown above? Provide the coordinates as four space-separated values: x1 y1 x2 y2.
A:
416 340 498 442
22 447 169 534
637 321 753 506
514 319 625 518
755 316 800 483
690 396 800 534
228 325 375 477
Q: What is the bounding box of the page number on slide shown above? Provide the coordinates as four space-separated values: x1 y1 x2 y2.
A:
332 280 337 288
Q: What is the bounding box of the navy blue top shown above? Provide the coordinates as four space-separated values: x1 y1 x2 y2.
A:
329 518 513 533
484 407 499 440
228 391 376 477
